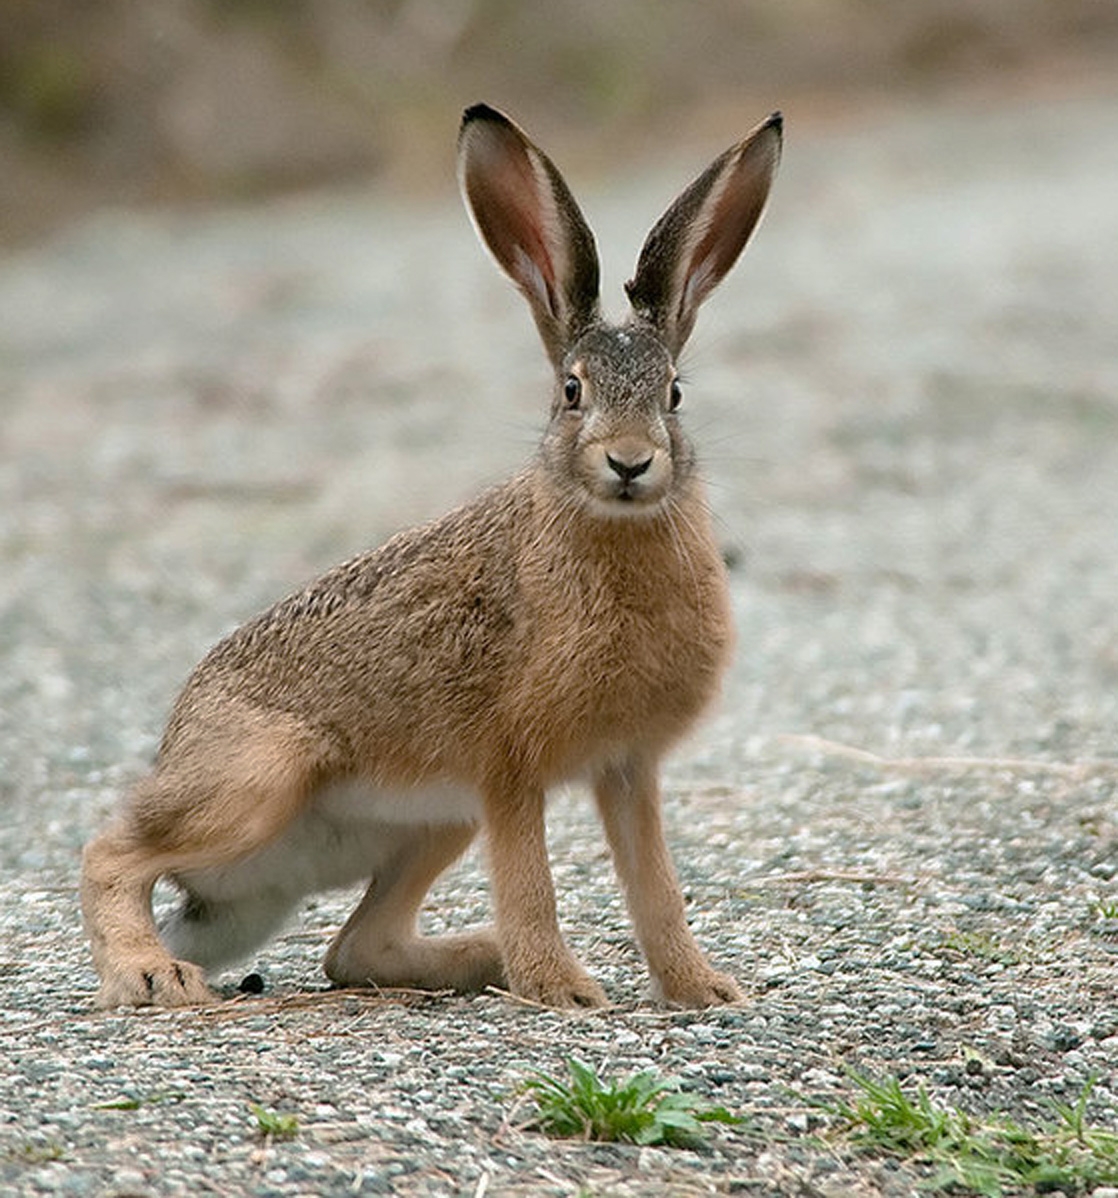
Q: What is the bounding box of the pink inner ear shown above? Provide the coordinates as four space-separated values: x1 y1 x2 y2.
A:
681 134 775 314
465 126 558 314
685 187 765 308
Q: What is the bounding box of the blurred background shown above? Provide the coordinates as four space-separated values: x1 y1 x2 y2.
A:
2 0 1116 246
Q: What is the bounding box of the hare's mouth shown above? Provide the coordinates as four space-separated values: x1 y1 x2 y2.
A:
613 480 656 505
584 477 671 519
588 499 665 521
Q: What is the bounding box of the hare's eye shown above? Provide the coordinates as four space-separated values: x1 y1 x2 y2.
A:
563 375 582 410
668 379 684 411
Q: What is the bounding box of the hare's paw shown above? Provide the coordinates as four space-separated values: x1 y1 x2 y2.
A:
655 966 743 1009
432 930 506 991
95 957 216 1009
507 958 608 1010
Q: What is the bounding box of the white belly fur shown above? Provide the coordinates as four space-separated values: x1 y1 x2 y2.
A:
179 778 482 902
160 779 482 972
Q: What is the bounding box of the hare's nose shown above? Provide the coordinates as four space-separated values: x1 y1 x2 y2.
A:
606 452 653 483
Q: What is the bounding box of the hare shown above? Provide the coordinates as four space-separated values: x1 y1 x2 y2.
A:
81 103 782 1010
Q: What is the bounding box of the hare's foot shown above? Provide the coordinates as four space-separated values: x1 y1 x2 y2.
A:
94 954 216 1009
323 823 488 991
324 928 504 992
503 948 608 1009
654 964 743 1009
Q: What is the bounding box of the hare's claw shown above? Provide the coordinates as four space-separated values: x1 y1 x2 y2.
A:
95 957 215 1009
506 959 608 1010
656 966 743 1009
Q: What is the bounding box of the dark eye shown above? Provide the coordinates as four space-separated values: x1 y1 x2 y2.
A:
563 375 582 410
668 379 683 411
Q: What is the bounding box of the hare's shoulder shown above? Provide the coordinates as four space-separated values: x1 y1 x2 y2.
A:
283 482 527 618
180 481 527 685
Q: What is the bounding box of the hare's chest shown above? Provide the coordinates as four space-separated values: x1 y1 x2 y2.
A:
607 591 732 718
516 559 733 769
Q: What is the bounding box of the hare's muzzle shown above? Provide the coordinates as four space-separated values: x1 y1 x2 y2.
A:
582 438 673 514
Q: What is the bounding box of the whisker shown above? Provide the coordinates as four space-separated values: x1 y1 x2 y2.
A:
663 495 706 620
529 486 583 558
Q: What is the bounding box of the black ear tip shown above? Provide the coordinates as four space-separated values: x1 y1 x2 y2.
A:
766 111 784 137
462 102 511 131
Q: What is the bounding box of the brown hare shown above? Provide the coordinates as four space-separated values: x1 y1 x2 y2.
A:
81 103 782 1010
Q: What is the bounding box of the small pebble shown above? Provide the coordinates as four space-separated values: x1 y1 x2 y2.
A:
239 972 266 995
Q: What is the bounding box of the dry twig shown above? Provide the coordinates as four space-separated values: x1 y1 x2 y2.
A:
779 734 1114 781
747 869 919 888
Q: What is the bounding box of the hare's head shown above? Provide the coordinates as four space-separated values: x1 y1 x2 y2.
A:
458 104 781 519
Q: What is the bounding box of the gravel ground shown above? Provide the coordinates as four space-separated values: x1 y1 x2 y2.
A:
3 84 1118 1196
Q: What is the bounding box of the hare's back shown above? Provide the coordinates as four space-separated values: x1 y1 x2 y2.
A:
160 486 527 765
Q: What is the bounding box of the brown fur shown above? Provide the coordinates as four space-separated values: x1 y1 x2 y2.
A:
80 104 782 1009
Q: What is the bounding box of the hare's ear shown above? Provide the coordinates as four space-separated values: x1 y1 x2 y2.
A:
458 103 601 366
626 112 782 355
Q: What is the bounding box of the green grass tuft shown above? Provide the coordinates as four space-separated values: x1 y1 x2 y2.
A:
820 1071 1118 1196
7 1141 65 1165
937 929 1026 966
249 1102 299 1139
521 1057 742 1149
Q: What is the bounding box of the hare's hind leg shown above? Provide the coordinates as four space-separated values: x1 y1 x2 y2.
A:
82 718 325 1008
593 756 743 1007
323 822 504 992
81 822 216 1008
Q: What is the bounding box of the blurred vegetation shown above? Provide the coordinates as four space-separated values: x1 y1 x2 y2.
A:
1 0 1115 244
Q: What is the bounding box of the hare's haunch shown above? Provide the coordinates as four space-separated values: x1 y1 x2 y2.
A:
81 104 782 1010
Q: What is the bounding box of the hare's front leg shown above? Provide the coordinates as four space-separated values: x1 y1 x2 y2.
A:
593 756 742 1007
484 781 608 1009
